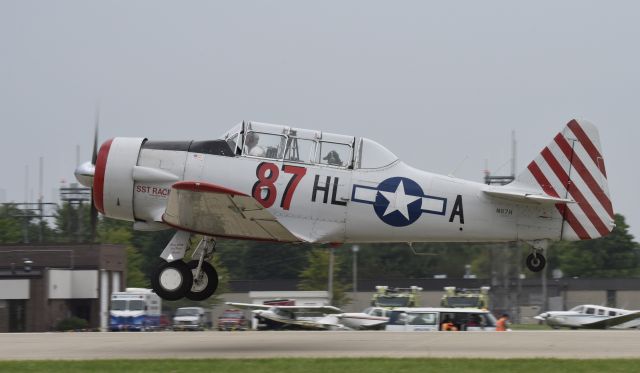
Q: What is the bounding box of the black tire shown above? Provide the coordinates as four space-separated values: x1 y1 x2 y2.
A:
185 260 219 301
526 253 546 272
151 261 193 301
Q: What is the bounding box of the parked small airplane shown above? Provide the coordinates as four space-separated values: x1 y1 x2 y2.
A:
329 307 390 330
225 302 342 330
535 305 640 329
226 302 389 330
74 119 614 301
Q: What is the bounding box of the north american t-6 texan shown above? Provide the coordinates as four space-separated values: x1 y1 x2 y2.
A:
74 119 614 301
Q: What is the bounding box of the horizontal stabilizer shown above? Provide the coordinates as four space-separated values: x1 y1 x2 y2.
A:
484 189 575 205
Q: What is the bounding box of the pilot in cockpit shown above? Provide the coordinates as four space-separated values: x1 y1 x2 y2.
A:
244 132 265 157
323 150 343 166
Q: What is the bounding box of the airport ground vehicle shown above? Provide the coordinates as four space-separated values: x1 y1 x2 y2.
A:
371 286 422 308
109 288 162 331
385 307 497 331
440 286 490 309
172 307 212 331
217 309 249 331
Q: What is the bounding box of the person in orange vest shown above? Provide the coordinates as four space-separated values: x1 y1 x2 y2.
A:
496 313 509 331
441 316 458 331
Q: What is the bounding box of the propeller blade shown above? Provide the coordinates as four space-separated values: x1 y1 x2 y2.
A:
91 106 99 165
91 105 99 241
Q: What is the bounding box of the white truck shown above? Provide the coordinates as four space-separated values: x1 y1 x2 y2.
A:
109 288 162 331
172 307 212 331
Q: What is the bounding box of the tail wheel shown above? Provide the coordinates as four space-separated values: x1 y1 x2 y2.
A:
185 260 219 301
151 261 193 301
526 253 546 272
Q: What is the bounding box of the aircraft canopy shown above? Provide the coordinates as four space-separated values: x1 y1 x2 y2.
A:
221 121 398 169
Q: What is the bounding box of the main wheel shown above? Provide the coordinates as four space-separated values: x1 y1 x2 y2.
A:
526 253 546 272
185 260 219 301
151 261 193 301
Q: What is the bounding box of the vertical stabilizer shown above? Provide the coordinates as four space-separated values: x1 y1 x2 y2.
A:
516 119 614 240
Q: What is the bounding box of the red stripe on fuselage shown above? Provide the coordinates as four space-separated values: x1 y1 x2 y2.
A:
567 119 607 178
541 148 610 237
93 139 114 214
527 161 590 240
554 133 613 219
172 181 248 196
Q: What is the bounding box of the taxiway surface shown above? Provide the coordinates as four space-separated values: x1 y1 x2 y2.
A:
1 331 639 360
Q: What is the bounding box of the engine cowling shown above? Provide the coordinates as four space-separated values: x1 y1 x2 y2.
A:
94 137 146 221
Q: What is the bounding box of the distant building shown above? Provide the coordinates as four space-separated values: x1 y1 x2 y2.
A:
0 244 126 332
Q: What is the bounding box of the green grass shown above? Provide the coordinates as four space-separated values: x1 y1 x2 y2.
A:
2 358 640 373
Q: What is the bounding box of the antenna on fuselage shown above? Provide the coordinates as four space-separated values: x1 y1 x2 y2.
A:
447 155 469 178
407 242 439 256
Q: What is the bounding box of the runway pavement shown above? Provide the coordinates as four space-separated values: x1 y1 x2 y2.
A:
1 330 639 360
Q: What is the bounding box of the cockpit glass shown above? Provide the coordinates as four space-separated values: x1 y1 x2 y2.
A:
284 137 316 163
570 306 584 313
358 138 398 169
243 131 286 159
318 142 351 168
226 134 239 154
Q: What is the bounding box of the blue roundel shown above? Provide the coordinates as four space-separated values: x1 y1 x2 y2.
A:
373 177 424 227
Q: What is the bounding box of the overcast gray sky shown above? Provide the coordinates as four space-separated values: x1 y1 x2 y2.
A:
1 1 639 240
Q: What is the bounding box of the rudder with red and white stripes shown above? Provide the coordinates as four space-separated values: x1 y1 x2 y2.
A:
517 119 614 241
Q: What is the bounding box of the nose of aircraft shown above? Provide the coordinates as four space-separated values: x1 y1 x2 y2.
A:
74 161 95 188
534 313 549 321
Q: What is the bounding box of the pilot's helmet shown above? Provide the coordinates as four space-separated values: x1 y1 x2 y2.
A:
323 150 342 165
246 132 259 146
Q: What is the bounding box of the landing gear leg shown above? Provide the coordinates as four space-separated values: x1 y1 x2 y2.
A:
525 240 548 272
185 237 219 301
151 231 193 300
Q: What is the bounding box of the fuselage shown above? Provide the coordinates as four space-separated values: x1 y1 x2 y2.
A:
90 131 568 245
126 142 563 244
536 305 640 329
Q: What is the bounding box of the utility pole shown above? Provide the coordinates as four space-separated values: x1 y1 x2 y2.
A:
352 245 359 307
327 247 334 305
484 131 517 314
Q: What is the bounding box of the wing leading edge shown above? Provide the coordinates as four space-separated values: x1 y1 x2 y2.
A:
162 181 300 242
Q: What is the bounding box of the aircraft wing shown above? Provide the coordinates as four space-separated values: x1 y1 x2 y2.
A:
224 302 273 311
256 313 333 330
484 188 574 205
225 302 342 314
162 181 301 242
581 312 640 329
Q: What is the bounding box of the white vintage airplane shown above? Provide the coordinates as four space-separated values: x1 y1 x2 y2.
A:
74 119 614 301
535 305 640 329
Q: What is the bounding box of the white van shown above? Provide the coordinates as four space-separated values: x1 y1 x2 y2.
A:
385 307 497 331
